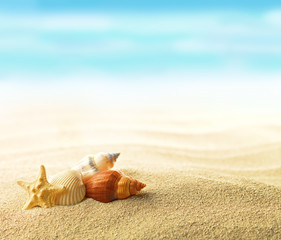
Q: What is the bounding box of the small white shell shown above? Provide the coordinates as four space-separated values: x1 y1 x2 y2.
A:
49 170 86 205
71 152 120 183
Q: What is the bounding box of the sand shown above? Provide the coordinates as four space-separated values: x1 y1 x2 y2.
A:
1 97 281 240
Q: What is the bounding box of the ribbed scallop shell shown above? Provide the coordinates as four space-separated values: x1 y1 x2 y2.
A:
85 170 146 203
49 170 86 205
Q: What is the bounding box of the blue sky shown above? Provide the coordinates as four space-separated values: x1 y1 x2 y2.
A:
1 1 281 82
1 0 281 11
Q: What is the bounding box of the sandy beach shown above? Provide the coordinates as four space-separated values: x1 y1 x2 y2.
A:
1 94 281 239
1 0 281 238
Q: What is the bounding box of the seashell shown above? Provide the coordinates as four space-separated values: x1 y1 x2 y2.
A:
85 170 146 203
71 152 120 183
49 170 86 205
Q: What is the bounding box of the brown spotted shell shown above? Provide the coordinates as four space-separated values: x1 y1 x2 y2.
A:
85 170 146 203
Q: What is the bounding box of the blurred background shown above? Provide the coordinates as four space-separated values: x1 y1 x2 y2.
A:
1 0 281 113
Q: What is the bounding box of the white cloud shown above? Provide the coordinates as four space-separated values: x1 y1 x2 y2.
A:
264 9 281 25
111 12 281 36
0 36 56 52
173 39 281 54
41 14 113 30
0 13 113 31
0 11 269 35
0 34 139 55
1 10 281 56
66 39 138 54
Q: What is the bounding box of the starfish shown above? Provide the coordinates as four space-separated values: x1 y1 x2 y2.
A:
17 165 65 210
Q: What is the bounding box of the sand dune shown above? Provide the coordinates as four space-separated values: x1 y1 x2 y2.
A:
1 102 281 239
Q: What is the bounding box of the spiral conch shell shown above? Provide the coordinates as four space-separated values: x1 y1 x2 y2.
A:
85 170 146 203
49 170 86 205
71 152 120 183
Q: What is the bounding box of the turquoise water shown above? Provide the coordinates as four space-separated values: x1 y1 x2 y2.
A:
1 2 281 82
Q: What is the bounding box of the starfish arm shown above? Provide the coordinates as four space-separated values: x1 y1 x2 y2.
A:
40 198 53 208
38 165 48 181
23 198 37 210
17 180 31 190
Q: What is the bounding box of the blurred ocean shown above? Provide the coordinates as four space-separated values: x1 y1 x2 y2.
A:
0 1 281 113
